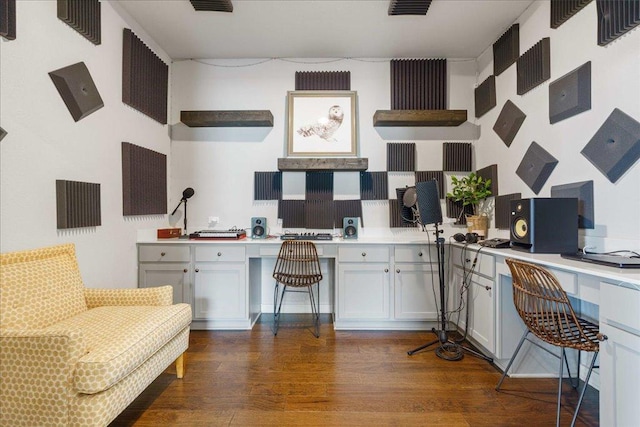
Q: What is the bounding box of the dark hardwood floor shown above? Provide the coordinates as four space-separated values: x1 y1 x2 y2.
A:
111 315 598 426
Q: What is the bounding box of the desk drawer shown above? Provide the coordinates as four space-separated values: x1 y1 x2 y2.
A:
195 245 246 262
338 246 389 263
452 249 495 279
139 245 190 262
395 245 437 263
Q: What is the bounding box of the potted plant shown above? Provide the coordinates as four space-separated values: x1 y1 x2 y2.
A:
446 172 492 237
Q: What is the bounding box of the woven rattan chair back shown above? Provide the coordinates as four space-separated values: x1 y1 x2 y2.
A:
273 241 323 287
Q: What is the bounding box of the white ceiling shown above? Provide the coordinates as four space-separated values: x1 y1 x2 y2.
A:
112 0 535 60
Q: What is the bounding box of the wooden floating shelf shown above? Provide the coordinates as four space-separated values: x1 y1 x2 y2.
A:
278 158 368 171
373 110 467 127
181 110 274 127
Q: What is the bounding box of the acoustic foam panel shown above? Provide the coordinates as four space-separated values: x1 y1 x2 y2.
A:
305 172 334 200
121 142 167 215
0 0 16 40
475 75 496 119
493 24 519 76
516 141 559 194
279 200 305 228
390 59 446 110
442 142 472 172
190 0 233 12
57 0 101 45
551 0 592 28
49 62 104 122
551 180 594 229
493 100 526 147
360 171 388 200
254 171 282 201
387 143 416 171
0 126 6 142
388 0 433 16
390 200 414 228
517 37 551 95
446 199 473 225
476 164 498 196
305 200 335 229
295 71 351 90
395 187 416 225
597 0 640 46
549 61 591 124
581 108 640 183
495 193 521 229
122 29 169 124
335 200 363 228
415 171 444 199
56 180 101 229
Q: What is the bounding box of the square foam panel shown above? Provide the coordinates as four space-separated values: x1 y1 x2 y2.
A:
493 24 519 76
446 199 473 225
517 37 551 95
254 171 282 201
516 141 559 194
597 0 640 46
0 126 7 142
495 193 521 229
49 62 104 122
306 172 334 200
335 200 363 228
442 142 472 172
387 143 416 171
279 200 305 228
295 71 351 90
304 200 335 229
1 0 16 40
549 61 591 124
56 180 101 229
475 75 496 118
551 0 591 28
360 171 388 200
551 180 594 229
389 200 414 228
57 0 101 45
476 164 498 196
581 108 640 183
415 171 444 199
493 100 526 147
122 142 167 215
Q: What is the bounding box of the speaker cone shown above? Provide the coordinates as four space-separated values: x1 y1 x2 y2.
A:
513 217 528 239
253 226 264 237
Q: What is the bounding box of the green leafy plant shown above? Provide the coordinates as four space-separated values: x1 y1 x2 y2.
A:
446 172 492 216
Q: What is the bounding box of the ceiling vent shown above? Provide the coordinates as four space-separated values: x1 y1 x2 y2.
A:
388 0 432 16
189 0 233 13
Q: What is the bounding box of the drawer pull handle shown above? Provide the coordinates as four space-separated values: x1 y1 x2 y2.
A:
485 286 492 291
183 269 188 273
362 252 366 257
396 269 400 273
160 252 166 257
597 333 608 342
217 252 222 257
418 252 423 257
195 268 200 273
384 268 389 273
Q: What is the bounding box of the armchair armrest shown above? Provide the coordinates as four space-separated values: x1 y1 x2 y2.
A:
84 285 173 308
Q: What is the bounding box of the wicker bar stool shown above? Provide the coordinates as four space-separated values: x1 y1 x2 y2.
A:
272 240 323 337
496 258 603 427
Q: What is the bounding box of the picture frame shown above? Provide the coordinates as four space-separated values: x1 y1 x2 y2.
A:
287 90 358 157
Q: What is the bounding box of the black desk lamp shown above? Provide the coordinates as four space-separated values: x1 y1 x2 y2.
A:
171 187 194 238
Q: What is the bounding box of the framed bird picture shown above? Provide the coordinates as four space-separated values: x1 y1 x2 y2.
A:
287 91 358 157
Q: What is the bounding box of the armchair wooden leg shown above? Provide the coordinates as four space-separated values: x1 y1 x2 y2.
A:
176 352 185 379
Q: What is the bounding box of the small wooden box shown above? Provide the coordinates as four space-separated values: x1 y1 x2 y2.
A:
157 228 181 239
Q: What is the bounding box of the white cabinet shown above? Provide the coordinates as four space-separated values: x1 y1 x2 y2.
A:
138 245 191 305
394 245 438 320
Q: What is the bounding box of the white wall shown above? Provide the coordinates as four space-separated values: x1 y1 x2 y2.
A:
475 1 640 251
0 1 171 288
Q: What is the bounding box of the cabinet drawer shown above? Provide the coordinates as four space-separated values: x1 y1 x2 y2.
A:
601 281 640 334
338 246 389 263
139 245 190 262
394 245 437 263
195 245 246 262
452 250 495 279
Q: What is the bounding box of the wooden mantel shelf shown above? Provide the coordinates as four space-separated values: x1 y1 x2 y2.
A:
278 158 368 171
373 110 467 127
181 110 274 127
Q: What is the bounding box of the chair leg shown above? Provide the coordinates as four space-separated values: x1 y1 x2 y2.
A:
307 282 320 338
570 351 598 427
556 348 565 427
273 283 287 336
496 329 530 391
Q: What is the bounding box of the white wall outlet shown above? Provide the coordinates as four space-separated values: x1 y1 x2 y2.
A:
208 216 219 226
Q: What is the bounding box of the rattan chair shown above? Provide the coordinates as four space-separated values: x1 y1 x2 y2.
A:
272 240 323 337
496 258 602 427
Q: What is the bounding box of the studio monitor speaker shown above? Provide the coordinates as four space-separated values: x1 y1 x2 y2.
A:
510 198 578 253
343 217 358 239
251 217 267 239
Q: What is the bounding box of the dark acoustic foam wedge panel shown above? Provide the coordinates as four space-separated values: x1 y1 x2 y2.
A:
390 59 446 110
597 0 640 46
56 180 101 229
49 62 104 122
551 0 592 28
122 29 169 124
493 100 526 147
295 71 351 90
446 199 473 225
476 164 498 196
516 141 559 194
388 0 433 16
493 24 519 76
415 171 444 199
335 200 363 228
387 143 416 171
305 200 335 229
121 142 167 216
495 193 521 229
190 0 233 12
551 181 594 229
443 142 472 172
254 171 282 201
390 201 414 228
0 0 16 40
57 0 101 45
475 75 496 119
517 37 551 95
549 61 591 124
305 172 334 201
0 126 7 142
279 200 305 228
581 108 640 183
360 171 389 200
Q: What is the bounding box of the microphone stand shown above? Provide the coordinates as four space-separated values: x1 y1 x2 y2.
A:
170 198 189 239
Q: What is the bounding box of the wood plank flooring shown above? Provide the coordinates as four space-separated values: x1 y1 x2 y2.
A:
110 315 598 426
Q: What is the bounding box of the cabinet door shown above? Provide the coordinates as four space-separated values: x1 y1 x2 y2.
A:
394 263 438 320
193 262 246 320
139 263 190 304
338 263 390 319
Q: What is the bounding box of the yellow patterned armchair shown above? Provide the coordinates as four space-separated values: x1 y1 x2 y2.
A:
0 243 192 426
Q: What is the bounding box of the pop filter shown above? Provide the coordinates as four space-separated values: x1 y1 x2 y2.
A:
402 187 417 208
415 180 443 225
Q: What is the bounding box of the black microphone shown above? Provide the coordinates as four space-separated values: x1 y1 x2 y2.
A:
182 187 194 200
